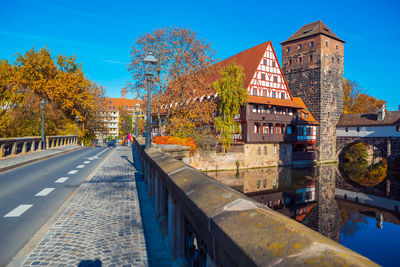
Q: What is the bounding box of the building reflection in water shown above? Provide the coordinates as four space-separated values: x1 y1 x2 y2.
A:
207 164 400 244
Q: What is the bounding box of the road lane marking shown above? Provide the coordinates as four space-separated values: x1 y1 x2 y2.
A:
35 188 55 196
4 205 33 217
83 161 90 164
76 165 85 168
88 157 94 160
67 170 78 174
55 177 69 183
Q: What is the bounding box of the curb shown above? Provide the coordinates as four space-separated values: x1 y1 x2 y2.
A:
6 147 113 267
0 146 84 174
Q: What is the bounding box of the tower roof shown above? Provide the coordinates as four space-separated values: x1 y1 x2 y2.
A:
281 20 345 45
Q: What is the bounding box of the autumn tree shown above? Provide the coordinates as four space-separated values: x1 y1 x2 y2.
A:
127 27 216 132
213 62 248 152
0 47 105 142
343 78 386 114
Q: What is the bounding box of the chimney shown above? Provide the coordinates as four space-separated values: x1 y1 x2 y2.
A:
377 104 386 121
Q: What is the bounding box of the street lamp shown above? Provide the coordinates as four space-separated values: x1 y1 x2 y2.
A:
135 102 140 138
143 51 158 149
75 115 79 144
40 99 47 150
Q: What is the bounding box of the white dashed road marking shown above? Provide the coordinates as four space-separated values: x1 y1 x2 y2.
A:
35 188 55 196
76 165 85 169
55 177 69 183
88 157 94 160
83 161 90 164
4 205 33 217
67 170 78 174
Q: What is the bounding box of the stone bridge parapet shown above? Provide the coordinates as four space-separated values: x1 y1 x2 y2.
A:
0 135 78 158
134 139 377 266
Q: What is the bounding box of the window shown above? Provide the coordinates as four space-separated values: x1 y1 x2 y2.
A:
357 127 360 132
287 47 290 52
273 144 277 154
266 108 271 114
253 105 257 113
261 73 266 80
298 44 302 50
310 41 314 47
289 59 292 65
113 106 115 109
326 41 328 47
109 106 112 109
273 76 278 83
345 127 348 132
337 58 340 64
130 106 132 108
305 113 309 119
263 59 267 65
262 90 267 97
309 55 313 62
281 93 285 99
263 125 269 134
257 147 261 155
299 57 302 63
336 45 339 51
396 126 400 132
272 91 276 98
332 57 334 63
253 88 257 95
272 61 276 67
109 101 111 103
287 126 292 134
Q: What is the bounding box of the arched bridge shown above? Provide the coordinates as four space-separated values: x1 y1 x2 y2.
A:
336 136 393 160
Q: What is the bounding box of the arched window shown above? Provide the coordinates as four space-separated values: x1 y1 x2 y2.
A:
257 147 261 155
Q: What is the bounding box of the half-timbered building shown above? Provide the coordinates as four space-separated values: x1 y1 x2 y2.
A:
153 41 318 164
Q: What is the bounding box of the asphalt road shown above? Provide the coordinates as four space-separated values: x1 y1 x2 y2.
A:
0 146 112 267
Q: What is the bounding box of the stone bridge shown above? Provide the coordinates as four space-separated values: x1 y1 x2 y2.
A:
336 136 400 161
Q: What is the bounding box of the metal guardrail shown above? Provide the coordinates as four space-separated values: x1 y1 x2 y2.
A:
0 135 78 158
133 139 378 266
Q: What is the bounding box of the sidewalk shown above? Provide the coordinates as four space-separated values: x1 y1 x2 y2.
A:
0 145 82 173
13 145 170 267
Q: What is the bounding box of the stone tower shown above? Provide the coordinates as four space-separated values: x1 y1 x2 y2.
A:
121 87 127 99
281 21 345 162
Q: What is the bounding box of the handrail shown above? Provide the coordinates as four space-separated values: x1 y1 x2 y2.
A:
0 135 78 158
133 139 378 266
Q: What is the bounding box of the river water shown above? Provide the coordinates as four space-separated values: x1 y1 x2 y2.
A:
207 165 400 266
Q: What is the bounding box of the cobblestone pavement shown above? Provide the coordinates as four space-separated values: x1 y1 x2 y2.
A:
0 145 81 172
21 146 148 266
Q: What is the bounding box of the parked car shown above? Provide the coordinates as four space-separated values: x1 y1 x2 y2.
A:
108 140 116 148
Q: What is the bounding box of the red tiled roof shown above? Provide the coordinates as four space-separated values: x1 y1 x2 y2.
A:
281 20 345 44
292 97 319 125
247 95 303 109
337 111 400 127
105 98 141 111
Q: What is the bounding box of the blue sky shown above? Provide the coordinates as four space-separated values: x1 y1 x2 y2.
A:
1 0 399 110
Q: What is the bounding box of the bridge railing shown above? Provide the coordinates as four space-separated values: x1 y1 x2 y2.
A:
0 135 78 159
133 139 377 266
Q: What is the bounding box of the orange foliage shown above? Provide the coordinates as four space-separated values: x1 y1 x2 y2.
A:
153 136 197 153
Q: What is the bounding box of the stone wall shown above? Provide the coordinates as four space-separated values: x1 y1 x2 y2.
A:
190 143 292 171
135 139 378 266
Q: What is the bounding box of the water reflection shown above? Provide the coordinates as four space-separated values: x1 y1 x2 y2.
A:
207 164 400 266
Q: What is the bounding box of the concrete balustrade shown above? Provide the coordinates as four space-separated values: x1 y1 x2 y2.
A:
0 135 78 159
133 139 378 266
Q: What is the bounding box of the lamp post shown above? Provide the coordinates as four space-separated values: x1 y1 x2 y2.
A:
135 102 140 138
40 99 47 150
143 51 158 149
75 115 79 144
